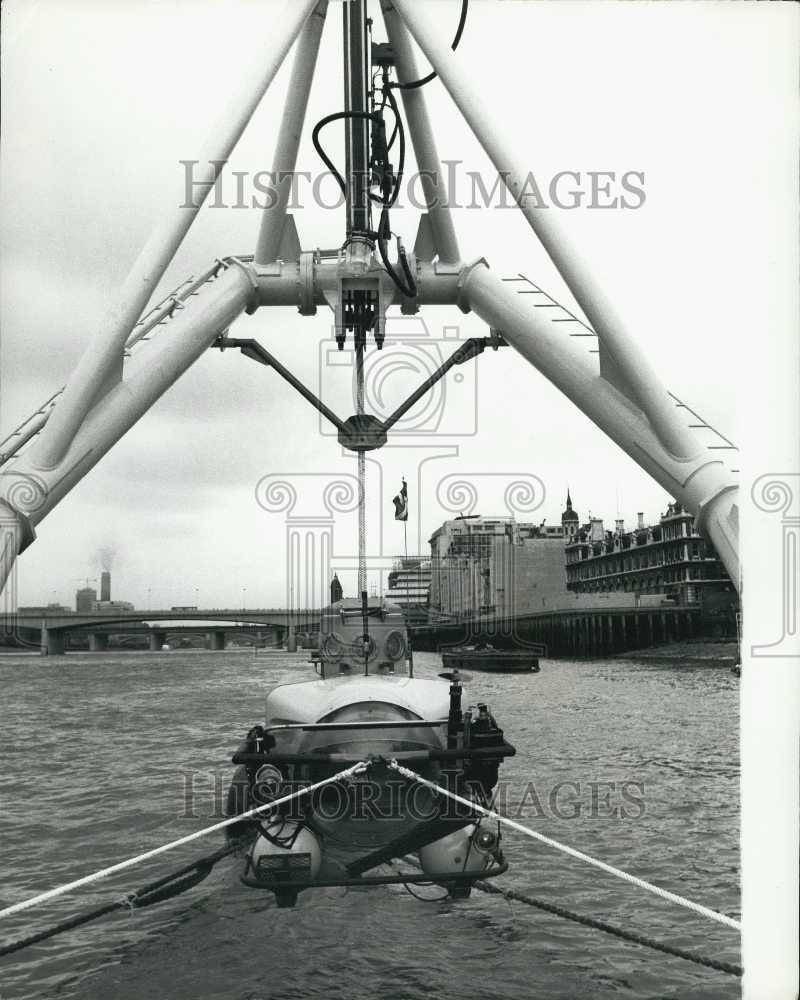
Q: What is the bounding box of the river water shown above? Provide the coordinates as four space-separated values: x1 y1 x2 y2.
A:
0 649 740 1000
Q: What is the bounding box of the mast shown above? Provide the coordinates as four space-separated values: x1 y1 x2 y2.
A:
342 0 371 243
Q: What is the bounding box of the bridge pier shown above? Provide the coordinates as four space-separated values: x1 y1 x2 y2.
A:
274 626 285 648
89 633 108 652
150 630 167 651
286 626 297 653
207 631 225 651
40 626 64 656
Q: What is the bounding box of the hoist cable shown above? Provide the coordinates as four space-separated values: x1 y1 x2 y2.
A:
390 0 468 91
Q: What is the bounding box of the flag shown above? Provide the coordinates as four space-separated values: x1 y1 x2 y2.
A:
392 478 408 521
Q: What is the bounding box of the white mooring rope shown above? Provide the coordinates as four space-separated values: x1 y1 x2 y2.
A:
388 761 741 931
0 762 367 921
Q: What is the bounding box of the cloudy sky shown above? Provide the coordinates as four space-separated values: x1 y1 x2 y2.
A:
1 0 794 609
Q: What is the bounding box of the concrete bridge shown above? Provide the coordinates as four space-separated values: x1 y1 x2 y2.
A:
3 608 321 655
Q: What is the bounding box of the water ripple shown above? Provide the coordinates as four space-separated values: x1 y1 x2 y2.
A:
0 650 739 999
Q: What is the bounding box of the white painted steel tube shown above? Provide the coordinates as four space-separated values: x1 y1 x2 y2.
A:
33 0 317 471
462 262 740 585
393 0 693 460
2 265 254 543
380 1 460 265
255 1 328 265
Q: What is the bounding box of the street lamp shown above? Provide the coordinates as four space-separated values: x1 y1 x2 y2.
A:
241 587 247 611
194 587 199 608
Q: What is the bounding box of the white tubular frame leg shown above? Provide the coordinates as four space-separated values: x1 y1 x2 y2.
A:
461 262 740 587
3 265 255 535
255 1 328 265
392 0 693 460
33 0 318 472
380 1 460 266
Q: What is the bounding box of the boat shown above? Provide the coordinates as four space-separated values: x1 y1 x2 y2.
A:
442 643 542 674
225 598 515 907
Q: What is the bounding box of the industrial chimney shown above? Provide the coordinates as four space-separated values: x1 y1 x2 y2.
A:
615 518 624 535
637 512 645 530
100 570 111 602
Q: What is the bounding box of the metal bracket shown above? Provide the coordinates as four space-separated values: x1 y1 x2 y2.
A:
213 329 507 452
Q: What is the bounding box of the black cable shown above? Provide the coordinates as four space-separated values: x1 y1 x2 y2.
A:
382 85 404 208
310 71 417 299
472 880 743 978
0 845 237 958
401 880 450 902
312 111 381 197
391 0 468 91
373 82 416 298
378 230 416 299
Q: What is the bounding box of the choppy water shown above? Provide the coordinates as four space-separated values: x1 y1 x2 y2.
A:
0 649 740 1000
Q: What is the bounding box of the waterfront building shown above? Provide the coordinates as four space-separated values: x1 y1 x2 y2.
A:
564 501 735 607
386 557 431 621
428 501 605 619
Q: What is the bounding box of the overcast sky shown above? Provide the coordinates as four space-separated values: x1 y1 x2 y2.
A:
1 0 794 609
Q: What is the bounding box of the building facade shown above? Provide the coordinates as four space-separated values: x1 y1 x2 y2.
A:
75 587 97 613
386 557 431 621
428 508 584 620
565 501 735 606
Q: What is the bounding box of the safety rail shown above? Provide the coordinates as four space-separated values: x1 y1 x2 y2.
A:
0 257 235 468
232 743 516 766
503 273 739 459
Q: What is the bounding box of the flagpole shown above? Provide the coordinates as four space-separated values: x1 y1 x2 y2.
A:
404 516 409 608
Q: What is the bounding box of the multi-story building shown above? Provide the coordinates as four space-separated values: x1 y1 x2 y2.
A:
75 587 97 613
386 557 431 622
565 501 735 607
428 494 601 619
